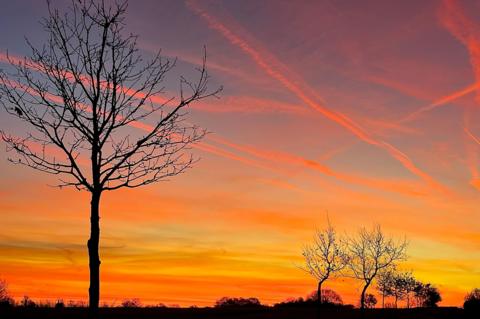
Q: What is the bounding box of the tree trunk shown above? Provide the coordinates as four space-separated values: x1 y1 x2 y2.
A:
317 281 322 319
88 190 101 316
382 291 385 308
318 281 322 305
360 280 371 310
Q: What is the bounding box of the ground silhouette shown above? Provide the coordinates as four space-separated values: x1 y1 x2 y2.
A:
0 305 470 319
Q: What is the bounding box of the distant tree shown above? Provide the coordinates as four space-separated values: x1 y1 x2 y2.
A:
464 288 480 314
414 283 441 307
302 220 348 306
385 271 416 308
0 0 220 314
364 294 377 309
391 274 408 308
121 298 142 308
346 225 407 310
377 269 416 308
401 272 416 308
376 268 395 308
214 297 262 308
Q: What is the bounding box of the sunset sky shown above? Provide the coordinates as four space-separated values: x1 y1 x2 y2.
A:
0 0 479 307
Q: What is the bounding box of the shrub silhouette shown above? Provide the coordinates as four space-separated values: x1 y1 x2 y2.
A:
20 296 36 308
306 289 343 305
464 288 480 314
214 297 262 308
121 298 142 308
364 294 377 309
274 289 348 309
54 299 65 309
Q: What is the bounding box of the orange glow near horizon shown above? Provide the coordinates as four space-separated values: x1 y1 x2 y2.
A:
1 0 480 309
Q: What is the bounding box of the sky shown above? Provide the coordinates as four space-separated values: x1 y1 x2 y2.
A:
0 0 479 307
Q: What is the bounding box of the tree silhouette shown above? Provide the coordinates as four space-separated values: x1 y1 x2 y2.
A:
346 225 407 310
376 268 395 308
302 220 347 309
0 0 220 315
389 272 407 308
401 272 416 308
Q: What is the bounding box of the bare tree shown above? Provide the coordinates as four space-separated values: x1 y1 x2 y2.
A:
302 220 348 307
346 225 407 310
0 0 220 314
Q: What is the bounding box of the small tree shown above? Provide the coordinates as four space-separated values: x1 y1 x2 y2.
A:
376 269 395 308
389 273 407 308
380 270 415 308
401 272 416 308
302 220 347 306
0 0 220 314
346 225 407 310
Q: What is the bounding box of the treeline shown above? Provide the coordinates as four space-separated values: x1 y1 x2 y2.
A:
2 284 480 314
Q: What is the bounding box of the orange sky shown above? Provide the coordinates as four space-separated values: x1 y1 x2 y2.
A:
0 0 479 307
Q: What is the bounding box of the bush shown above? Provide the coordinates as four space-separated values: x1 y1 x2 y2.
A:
364 294 377 309
0 297 14 308
21 296 36 308
306 289 344 305
55 299 65 309
121 298 142 308
215 297 262 308
274 290 347 309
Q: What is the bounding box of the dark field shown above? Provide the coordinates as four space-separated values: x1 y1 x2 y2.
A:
0 306 472 319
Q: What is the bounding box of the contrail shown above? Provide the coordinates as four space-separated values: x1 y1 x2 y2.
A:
402 83 479 123
186 0 447 194
0 52 432 197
